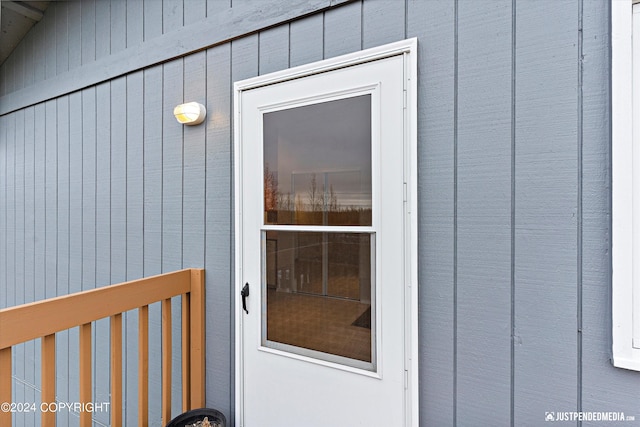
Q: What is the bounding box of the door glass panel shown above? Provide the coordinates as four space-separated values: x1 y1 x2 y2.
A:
263 95 372 226
263 231 375 368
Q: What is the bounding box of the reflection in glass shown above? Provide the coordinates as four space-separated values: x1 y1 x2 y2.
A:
263 95 372 226
263 231 374 365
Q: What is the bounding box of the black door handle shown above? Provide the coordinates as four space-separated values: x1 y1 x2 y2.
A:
241 283 250 314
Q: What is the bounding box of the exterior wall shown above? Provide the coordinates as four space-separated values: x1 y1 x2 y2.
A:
0 0 639 426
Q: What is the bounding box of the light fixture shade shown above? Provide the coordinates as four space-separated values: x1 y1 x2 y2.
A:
173 102 206 125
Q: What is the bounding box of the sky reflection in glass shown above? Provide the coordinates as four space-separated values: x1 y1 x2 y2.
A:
263 94 372 226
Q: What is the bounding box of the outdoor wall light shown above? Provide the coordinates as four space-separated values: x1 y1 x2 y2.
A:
173 102 206 125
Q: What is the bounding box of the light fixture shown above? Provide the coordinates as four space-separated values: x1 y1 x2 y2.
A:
173 102 206 125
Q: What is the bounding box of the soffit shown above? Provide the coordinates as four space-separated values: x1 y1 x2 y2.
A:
0 1 50 66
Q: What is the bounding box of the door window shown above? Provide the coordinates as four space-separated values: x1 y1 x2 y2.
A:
262 94 376 370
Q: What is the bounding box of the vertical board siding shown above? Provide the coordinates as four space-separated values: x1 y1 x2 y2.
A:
184 0 207 26
23 106 37 427
182 52 207 271
289 14 324 67
111 76 128 427
323 1 362 58
111 0 128 55
111 77 128 289
44 7 57 81
12 40 24 96
33 103 46 303
144 0 164 42
2 2 640 427
56 95 71 427
127 0 145 49
95 0 111 60
32 102 46 421
32 20 46 85
81 0 96 66
207 0 231 18
0 0 241 99
14 111 24 307
95 82 112 426
514 1 579 424
258 26 290 75
205 42 233 421
68 92 83 417
164 0 184 35
22 31 35 89
67 1 82 71
143 66 164 278
24 107 35 304
362 0 405 49
44 100 57 300
69 94 83 291
161 60 184 275
161 59 185 419
407 0 457 425
14 110 26 427
143 64 165 425
125 70 145 426
6 113 16 310
456 1 513 425
82 87 97 293
55 1 69 76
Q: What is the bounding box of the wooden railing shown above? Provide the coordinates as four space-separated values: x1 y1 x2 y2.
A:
0 268 205 427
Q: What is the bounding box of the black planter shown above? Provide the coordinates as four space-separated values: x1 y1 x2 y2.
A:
165 408 227 427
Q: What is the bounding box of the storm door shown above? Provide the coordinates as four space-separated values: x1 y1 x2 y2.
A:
235 40 417 427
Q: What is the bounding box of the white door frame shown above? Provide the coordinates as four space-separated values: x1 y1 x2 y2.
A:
233 37 419 426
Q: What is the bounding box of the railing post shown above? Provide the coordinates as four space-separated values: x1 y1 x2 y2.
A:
138 305 149 427
162 298 172 425
111 314 123 427
41 334 56 427
190 269 205 409
79 323 92 427
0 347 12 427
182 292 191 412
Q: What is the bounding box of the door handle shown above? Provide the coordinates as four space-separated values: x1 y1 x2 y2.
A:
241 283 250 314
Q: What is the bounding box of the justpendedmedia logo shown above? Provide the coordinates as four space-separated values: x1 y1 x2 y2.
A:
545 411 636 422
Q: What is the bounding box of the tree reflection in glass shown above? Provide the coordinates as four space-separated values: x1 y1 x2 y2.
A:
263 95 372 226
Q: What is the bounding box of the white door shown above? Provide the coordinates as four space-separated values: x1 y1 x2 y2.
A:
235 40 417 427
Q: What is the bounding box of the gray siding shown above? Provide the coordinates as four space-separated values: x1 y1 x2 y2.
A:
457 2 512 425
1 0 639 426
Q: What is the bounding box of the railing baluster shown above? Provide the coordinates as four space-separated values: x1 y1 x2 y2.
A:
79 323 92 427
110 314 123 427
162 298 172 425
138 305 149 427
41 334 56 427
190 269 205 408
182 293 191 412
0 347 12 427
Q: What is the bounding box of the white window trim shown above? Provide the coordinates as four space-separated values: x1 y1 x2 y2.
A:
612 0 640 371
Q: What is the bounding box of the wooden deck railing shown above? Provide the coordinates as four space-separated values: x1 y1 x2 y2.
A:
0 268 205 427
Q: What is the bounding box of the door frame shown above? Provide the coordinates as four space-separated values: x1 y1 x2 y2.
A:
233 37 419 426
